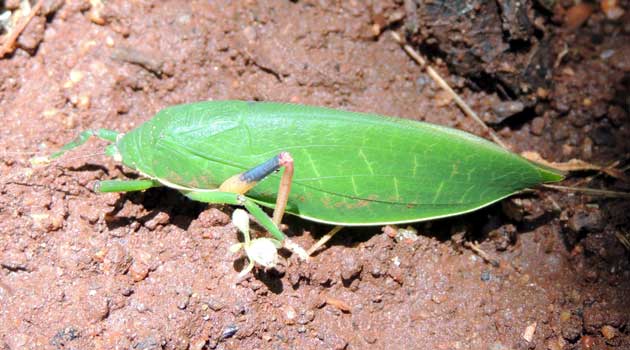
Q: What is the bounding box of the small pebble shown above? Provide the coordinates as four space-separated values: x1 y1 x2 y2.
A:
491 101 524 123
135 302 148 313
144 211 170 230
134 336 159 350
73 200 101 224
530 117 545 136
601 325 616 340
584 269 598 283
483 304 498 316
567 208 603 233
536 87 550 99
565 3 593 30
431 294 447 304
85 295 110 322
394 226 419 242
580 335 595 349
568 289 581 304
326 333 348 350
176 295 190 310
560 311 582 342
220 325 238 340
326 297 351 313
434 90 453 107
283 304 297 324
522 322 536 342
3 0 18 10
50 327 80 347
76 94 91 109
242 26 257 42
87 0 106 25
17 15 45 52
601 0 625 20
362 330 378 344
559 310 571 323
480 270 492 281
93 248 107 263
298 309 316 325
489 343 509 350
340 255 362 282
600 49 615 60
206 299 224 312
129 261 149 282
30 211 63 232
64 114 77 129
387 265 404 284
545 337 566 350
102 243 132 275
69 69 85 84
190 339 206 350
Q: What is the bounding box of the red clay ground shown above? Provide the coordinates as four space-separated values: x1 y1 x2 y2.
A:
0 1 628 349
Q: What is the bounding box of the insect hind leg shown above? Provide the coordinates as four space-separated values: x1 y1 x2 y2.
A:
219 152 294 226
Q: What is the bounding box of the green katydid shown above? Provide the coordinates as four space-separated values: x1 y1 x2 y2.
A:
46 100 564 272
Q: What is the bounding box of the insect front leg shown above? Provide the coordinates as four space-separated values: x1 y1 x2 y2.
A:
94 179 161 193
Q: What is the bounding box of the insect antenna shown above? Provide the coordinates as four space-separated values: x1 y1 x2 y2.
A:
2 151 109 195
29 151 108 167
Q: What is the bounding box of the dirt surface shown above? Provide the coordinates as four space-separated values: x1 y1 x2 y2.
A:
1 1 629 349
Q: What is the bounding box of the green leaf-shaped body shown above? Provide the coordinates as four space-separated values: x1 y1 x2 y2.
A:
116 101 562 225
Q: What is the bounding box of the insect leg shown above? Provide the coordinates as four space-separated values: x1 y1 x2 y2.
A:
272 152 293 226
95 179 160 193
183 190 308 260
306 226 344 256
50 128 120 159
218 152 294 226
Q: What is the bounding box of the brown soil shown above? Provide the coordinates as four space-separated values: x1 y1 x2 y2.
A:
0 1 628 349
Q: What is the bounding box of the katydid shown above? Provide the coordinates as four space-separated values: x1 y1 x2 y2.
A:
46 100 564 270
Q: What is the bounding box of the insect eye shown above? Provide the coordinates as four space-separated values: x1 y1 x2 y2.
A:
105 145 122 162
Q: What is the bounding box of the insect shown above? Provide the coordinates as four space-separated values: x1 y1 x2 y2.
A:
47 100 564 270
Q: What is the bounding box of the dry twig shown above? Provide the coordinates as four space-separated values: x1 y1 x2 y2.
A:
521 151 628 182
325 296 351 313
0 0 43 58
464 241 499 267
542 184 630 199
615 231 630 251
391 31 508 149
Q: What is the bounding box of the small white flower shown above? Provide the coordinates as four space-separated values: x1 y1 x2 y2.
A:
245 238 280 268
230 209 281 279
232 208 250 235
